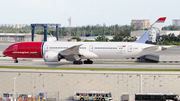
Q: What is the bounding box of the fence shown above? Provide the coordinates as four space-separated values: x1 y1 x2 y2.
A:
0 92 59 101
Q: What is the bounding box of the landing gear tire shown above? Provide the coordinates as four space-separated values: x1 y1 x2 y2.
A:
84 59 93 64
73 61 83 65
101 98 105 101
14 59 18 63
80 98 84 101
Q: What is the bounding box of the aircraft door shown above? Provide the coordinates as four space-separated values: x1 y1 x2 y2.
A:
89 45 93 52
44 45 49 52
128 45 132 52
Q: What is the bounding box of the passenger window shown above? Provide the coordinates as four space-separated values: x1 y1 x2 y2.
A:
89 94 92 97
76 93 79 96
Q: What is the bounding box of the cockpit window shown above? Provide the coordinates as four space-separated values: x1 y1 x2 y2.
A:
7 47 9 49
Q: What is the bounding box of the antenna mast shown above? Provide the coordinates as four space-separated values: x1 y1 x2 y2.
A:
68 17 71 37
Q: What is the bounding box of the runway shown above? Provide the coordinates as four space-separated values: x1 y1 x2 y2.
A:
0 60 180 69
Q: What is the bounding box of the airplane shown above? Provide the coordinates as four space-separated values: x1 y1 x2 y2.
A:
3 17 169 64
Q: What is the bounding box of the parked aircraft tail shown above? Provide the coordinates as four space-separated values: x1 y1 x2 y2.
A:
136 17 166 44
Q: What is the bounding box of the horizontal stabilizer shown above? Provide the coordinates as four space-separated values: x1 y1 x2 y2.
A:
161 45 177 50
143 46 159 51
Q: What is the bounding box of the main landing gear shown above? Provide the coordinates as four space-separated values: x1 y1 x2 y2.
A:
84 59 93 64
73 61 83 65
73 59 93 65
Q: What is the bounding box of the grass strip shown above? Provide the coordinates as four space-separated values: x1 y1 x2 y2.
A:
0 66 180 71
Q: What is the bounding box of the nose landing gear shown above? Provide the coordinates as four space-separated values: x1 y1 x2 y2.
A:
14 59 18 63
13 57 18 63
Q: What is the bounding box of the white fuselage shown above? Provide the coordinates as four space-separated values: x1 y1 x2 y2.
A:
43 42 161 59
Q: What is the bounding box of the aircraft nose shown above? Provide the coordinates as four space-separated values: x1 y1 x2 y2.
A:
3 49 8 56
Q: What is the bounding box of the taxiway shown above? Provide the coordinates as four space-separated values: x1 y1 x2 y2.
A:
0 60 180 69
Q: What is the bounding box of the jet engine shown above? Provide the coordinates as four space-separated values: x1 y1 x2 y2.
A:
43 51 62 62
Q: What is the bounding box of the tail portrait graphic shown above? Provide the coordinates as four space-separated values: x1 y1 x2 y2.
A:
136 17 166 45
145 27 160 44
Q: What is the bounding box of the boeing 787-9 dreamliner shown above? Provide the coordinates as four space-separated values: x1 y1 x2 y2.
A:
3 17 169 64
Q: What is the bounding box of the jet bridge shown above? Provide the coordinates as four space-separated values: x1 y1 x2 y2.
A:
31 24 61 41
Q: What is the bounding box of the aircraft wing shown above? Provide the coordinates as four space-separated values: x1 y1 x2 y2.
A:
59 44 98 61
60 44 82 55
59 44 82 61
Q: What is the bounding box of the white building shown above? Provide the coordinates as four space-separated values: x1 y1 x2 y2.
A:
173 19 180 26
131 19 151 29
12 24 26 29
0 33 44 42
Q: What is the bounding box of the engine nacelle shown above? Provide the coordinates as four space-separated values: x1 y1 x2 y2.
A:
43 51 62 62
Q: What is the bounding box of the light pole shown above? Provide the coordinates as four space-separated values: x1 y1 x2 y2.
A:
14 77 16 101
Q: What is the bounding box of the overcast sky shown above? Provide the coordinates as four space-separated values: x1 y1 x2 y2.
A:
0 0 179 27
